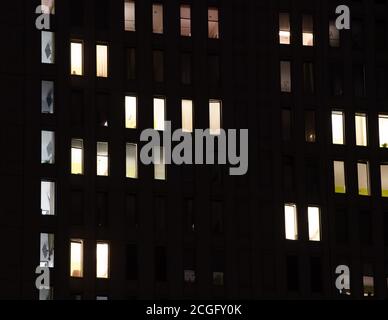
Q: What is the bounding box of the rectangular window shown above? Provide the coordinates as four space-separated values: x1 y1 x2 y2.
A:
154 146 166 180
332 111 345 145
305 110 316 142
181 53 192 85
41 180 55 216
152 4 163 34
155 246 167 281
96 242 109 279
97 142 109 176
381 164 388 197
153 50 164 82
70 42 83 75
40 233 54 268
280 61 291 92
126 244 138 280
125 96 137 129
41 31 55 64
154 97 166 131
363 264 374 297
126 143 138 179
41 81 54 114
329 20 340 47
96 93 109 127
379 114 388 148
279 13 290 44
208 8 219 39
124 0 135 31
284 204 298 240
308 206 321 241
303 62 314 93
126 48 136 80
358 162 370 196
70 240 83 277
355 113 368 146
96 44 108 77
41 130 55 164
353 64 366 97
334 161 346 194
182 99 193 133
42 0 55 14
180 5 191 36
209 100 222 135
282 109 292 141
71 139 84 174
302 15 314 46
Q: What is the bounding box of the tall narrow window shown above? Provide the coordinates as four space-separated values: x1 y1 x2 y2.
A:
280 61 291 92
97 142 109 176
353 64 366 97
303 62 314 93
208 8 219 39
41 31 55 64
180 5 191 36
41 81 54 114
40 233 54 268
355 113 368 146
308 207 321 241
153 97 166 131
181 53 192 85
305 110 316 142
358 162 370 196
329 20 340 47
42 0 55 14
363 264 374 297
334 161 346 194
71 139 84 174
279 13 290 44
41 180 55 216
124 0 135 31
41 130 55 164
285 204 298 240
152 4 163 34
126 143 138 179
332 111 345 145
379 114 388 148
70 240 83 277
126 48 136 80
96 44 108 77
380 164 388 197
209 100 222 135
70 42 83 75
96 93 109 127
302 15 314 46
125 96 137 129
282 109 292 141
154 146 166 180
96 242 109 279
182 99 193 133
153 50 164 82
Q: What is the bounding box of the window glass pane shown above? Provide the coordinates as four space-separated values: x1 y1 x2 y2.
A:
41 81 54 114
97 142 109 176
71 139 84 174
70 240 83 277
209 100 222 135
279 13 290 44
303 62 314 93
332 111 345 145
381 164 388 197
41 180 55 216
308 207 321 241
379 114 388 148
96 243 109 278
329 20 340 47
153 50 164 82
126 48 136 80
126 143 138 179
42 31 55 64
285 204 298 240
154 147 166 180
280 61 291 92
71 42 83 75
152 4 163 34
124 0 135 31
40 233 54 268
42 0 55 14
96 45 108 77
305 110 316 142
355 113 367 146
182 99 193 133
41 130 55 164
358 162 370 196
180 5 191 36
303 15 314 46
125 96 137 128
208 8 219 39
154 98 165 131
334 161 346 193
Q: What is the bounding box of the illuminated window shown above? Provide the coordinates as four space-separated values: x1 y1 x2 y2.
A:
279 13 290 44
96 242 109 279
42 81 54 114
308 206 321 241
70 42 83 75
71 139 84 174
284 204 298 240
70 240 83 277
41 130 55 164
363 264 374 297
41 0 55 14
41 180 55 216
152 3 163 34
355 113 368 146
332 111 345 145
380 164 388 197
154 147 166 180
329 20 340 47
125 96 137 129
96 44 108 77
280 61 291 92
302 15 314 46
124 0 135 31
182 99 193 133
41 31 55 64
209 100 222 135
126 143 138 179
334 161 346 194
208 8 219 39
97 142 109 176
40 233 54 268
379 114 388 148
154 97 166 131
358 162 370 196
180 5 191 36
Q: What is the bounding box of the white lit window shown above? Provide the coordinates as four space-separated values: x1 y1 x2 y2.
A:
209 100 222 135
279 13 290 44
96 44 108 78
381 164 388 197
126 143 138 179
208 8 219 39
280 61 291 92
70 240 83 278
40 233 54 268
124 0 135 31
284 204 298 240
332 111 345 145
302 15 314 46
379 114 388 148
42 31 55 64
334 161 346 194
308 206 321 241
329 20 340 47
70 42 83 75
152 3 163 34
355 113 368 146
96 242 109 279
97 142 109 176
182 99 193 133
71 139 84 174
125 96 137 129
41 180 55 216
358 162 370 196
180 5 191 36
41 130 55 164
41 0 55 14
154 97 166 131
41 80 54 114
154 146 166 180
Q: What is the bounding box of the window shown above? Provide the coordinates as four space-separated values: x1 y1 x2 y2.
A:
303 62 314 93
332 111 345 145
330 63 344 96
42 0 55 14
184 198 195 232
282 109 292 141
154 146 166 180
180 5 191 36
153 97 166 131
329 20 340 47
96 192 108 227
125 96 137 129
152 4 163 34
182 99 193 133
41 81 54 114
96 93 109 127
40 233 54 268
284 204 298 240
126 143 138 179
41 180 55 216
363 264 374 297
334 161 346 193
124 0 135 31
71 90 84 126
360 210 372 245
286 256 299 292
355 113 368 146
209 100 222 135
41 130 55 164
208 8 219 39
184 248 196 284
352 19 364 49
70 42 83 75
308 206 321 241
212 251 225 286
353 64 366 97
126 244 138 280
302 15 314 46
379 114 388 148
41 31 55 64
305 110 316 142
96 242 109 279
153 50 164 82
71 139 84 174
70 0 84 27
310 257 322 293
97 142 109 176
126 48 136 80
181 53 192 85
280 61 291 92
70 240 83 277
155 246 167 282
279 13 290 44
208 55 220 85
154 196 166 231
70 190 84 226
380 164 388 197
96 44 108 77
358 162 370 196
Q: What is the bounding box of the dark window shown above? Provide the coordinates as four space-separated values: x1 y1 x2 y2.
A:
183 248 196 284
303 62 314 93
360 210 372 245
281 109 292 141
283 156 295 195
71 90 84 126
376 67 386 99
70 190 84 226
184 198 195 232
375 20 386 50
125 194 138 228
96 192 108 227
70 0 84 27
155 246 167 282
305 110 316 143
384 212 388 246
153 50 164 82
353 64 366 97
352 19 364 49
306 160 319 199
126 244 138 280
286 256 299 292
208 55 220 85
181 53 192 85
96 93 109 127
212 250 225 286
336 209 349 244
126 48 136 80
330 63 344 96
211 201 224 235
95 0 109 30
310 257 322 293
154 196 166 232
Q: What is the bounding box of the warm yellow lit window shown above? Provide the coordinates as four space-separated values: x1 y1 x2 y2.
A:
284 204 298 240
126 143 138 179
152 3 163 34
97 142 109 176
209 100 222 135
70 42 83 75
71 139 83 174
154 147 166 180
208 8 219 39
279 13 290 44
355 113 368 146
332 111 345 145
70 240 83 278
302 15 314 46
180 5 191 36
380 164 388 197
96 44 108 78
182 99 193 133
154 98 165 131
125 96 137 128
124 0 135 31
280 61 291 92
334 161 346 193
96 242 109 279
358 162 370 196
379 114 388 148
308 206 321 241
